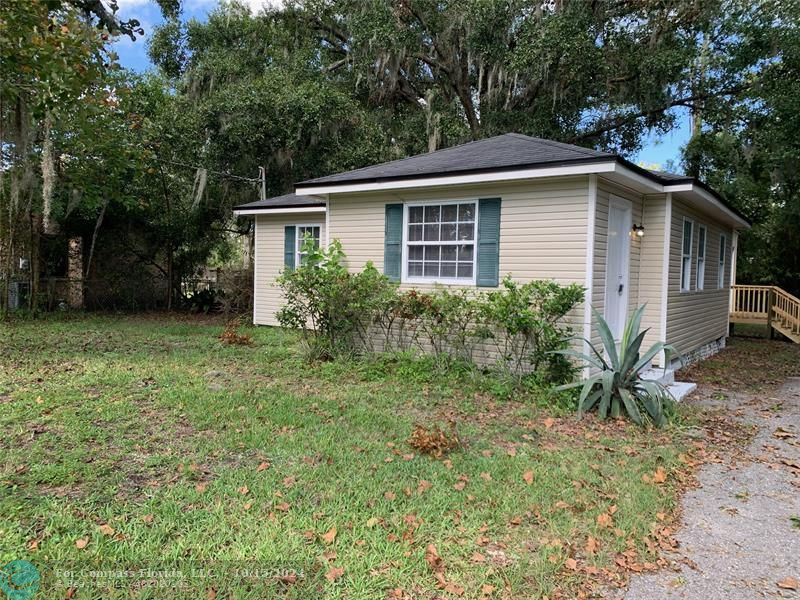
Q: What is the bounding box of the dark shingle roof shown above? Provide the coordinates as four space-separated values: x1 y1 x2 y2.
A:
647 169 692 182
234 193 325 212
298 133 614 187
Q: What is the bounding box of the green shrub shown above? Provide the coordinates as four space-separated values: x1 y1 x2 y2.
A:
277 239 397 360
481 276 585 383
391 288 486 368
555 305 677 427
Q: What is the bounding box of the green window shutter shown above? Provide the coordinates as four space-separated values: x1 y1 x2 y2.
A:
477 198 501 287
284 225 296 270
384 203 403 281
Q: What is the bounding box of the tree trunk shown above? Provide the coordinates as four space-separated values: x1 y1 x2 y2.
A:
29 212 41 314
67 237 84 309
84 198 108 279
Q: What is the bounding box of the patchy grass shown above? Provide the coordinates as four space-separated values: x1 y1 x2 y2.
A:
1 315 706 598
679 335 800 392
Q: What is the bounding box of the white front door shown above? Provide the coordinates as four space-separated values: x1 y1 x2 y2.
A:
604 199 632 340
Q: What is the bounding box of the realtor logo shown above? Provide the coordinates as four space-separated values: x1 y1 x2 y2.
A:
0 560 40 600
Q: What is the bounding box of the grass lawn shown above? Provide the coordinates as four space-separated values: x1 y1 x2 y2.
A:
0 314 767 599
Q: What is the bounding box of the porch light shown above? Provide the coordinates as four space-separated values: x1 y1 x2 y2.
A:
632 224 645 237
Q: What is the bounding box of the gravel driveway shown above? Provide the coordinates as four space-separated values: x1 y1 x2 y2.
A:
624 378 800 599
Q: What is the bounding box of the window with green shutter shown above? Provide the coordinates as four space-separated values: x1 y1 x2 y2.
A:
384 204 403 281
476 198 501 287
283 225 296 270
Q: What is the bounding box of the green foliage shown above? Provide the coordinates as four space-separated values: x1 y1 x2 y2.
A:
279 244 583 386
481 277 585 383
556 306 677 428
277 239 398 360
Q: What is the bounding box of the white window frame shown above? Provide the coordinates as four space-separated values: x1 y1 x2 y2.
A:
680 218 694 292
295 224 321 266
696 225 706 291
718 233 727 289
401 199 479 285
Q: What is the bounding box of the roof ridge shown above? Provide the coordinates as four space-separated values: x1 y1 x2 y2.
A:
304 135 501 183
508 133 614 158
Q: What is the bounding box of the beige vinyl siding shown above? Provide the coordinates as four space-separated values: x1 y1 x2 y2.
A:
666 196 734 355
328 177 590 335
329 177 590 284
636 195 669 361
253 213 326 326
590 179 646 349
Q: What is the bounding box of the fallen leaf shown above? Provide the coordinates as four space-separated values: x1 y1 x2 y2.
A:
777 577 799 590
324 566 344 583
282 476 296 488
565 558 578 570
506 447 517 457
366 517 380 528
275 502 291 512
774 428 795 440
453 481 466 491
597 513 613 528
586 536 599 554
523 470 534 485
481 583 495 596
142 514 154 524
470 552 486 563
653 467 667 484
480 472 492 481
543 417 555 429
238 485 249 495
27 539 39 551
195 482 207 493
256 461 271 472
384 490 396 500
243 501 253 511
98 524 115 536
75 538 89 549
321 527 337 545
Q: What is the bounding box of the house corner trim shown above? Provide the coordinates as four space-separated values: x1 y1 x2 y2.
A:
583 174 598 377
659 192 672 362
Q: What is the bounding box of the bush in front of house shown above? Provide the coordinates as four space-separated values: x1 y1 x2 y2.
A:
554 306 677 427
277 241 584 385
481 276 585 383
277 239 398 360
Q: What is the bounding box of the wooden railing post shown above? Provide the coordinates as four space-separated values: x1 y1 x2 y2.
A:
767 287 775 339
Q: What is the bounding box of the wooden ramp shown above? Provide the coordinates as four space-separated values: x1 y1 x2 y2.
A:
730 285 800 343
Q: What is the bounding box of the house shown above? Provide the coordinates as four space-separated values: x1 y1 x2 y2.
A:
234 133 750 369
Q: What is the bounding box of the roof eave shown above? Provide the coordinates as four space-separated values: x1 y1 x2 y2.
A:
295 157 620 195
233 204 327 216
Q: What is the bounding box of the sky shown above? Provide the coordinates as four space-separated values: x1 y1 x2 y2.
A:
111 0 690 172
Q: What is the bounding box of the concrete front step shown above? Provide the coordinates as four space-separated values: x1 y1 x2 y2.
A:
640 367 675 385
665 381 697 402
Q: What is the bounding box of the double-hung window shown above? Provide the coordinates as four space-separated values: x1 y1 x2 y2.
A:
405 202 476 282
681 218 693 292
718 234 727 288
696 225 706 290
295 225 321 265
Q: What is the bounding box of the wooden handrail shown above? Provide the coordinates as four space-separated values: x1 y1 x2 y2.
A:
730 284 800 341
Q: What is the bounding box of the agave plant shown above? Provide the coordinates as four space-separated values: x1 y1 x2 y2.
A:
555 305 678 427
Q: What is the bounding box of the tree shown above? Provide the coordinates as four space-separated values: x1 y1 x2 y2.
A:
290 0 749 152
682 0 800 294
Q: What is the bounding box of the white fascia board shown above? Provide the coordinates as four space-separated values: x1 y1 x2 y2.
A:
295 162 618 195
664 184 749 229
233 206 327 216
611 163 665 192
